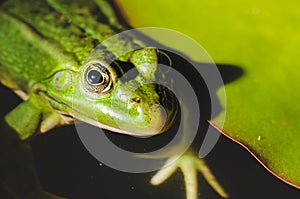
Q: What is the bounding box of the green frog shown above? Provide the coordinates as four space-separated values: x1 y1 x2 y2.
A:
0 0 227 198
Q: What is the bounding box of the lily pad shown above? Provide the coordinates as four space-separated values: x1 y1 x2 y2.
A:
118 0 300 188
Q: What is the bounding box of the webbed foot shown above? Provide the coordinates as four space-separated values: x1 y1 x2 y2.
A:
150 151 228 199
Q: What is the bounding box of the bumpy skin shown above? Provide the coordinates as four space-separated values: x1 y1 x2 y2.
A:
0 0 178 139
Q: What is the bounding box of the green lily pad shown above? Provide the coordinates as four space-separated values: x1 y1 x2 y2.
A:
118 0 300 188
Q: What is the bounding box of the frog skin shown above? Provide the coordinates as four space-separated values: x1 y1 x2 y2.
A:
0 0 227 198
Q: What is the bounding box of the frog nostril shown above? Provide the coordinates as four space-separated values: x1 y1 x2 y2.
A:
131 97 141 104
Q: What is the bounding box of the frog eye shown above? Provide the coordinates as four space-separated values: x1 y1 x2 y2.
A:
87 69 104 85
82 62 112 95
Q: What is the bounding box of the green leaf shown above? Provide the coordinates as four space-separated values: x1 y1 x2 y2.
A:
118 0 300 188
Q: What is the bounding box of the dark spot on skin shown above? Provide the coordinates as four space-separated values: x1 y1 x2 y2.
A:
62 20 71 29
92 39 99 47
131 97 141 104
79 33 87 39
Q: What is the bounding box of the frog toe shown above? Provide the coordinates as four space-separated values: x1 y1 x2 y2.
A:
151 151 228 199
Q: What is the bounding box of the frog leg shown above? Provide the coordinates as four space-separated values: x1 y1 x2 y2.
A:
149 101 228 199
125 48 227 198
149 101 227 198
151 150 228 199
5 94 71 140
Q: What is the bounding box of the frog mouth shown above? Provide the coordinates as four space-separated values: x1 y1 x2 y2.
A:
39 90 178 137
39 91 141 135
73 103 178 137
40 91 135 135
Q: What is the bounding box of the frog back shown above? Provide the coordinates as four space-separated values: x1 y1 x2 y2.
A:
0 0 124 93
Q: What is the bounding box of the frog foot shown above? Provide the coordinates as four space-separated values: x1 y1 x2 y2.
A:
150 151 228 199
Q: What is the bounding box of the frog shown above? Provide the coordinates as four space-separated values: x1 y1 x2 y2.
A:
0 0 228 198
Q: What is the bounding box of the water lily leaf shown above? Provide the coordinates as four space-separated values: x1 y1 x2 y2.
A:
118 0 300 188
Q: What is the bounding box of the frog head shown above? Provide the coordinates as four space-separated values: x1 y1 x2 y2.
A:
43 47 179 137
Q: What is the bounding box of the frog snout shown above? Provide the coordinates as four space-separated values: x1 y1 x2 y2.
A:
156 87 179 133
127 88 179 135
